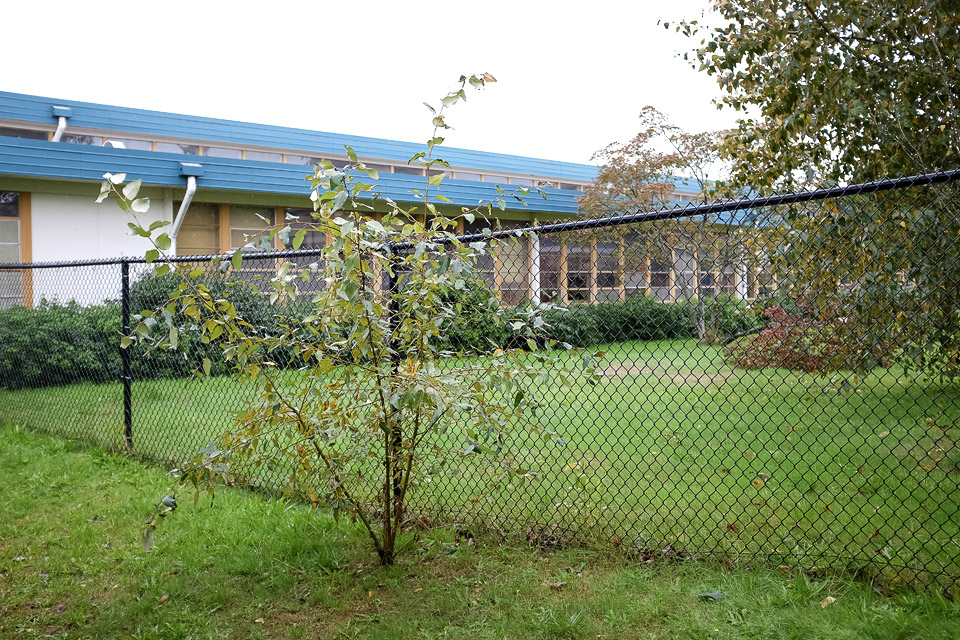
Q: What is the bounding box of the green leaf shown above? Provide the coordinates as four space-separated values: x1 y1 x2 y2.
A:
154 264 170 277
423 102 437 115
122 179 142 200
202 357 212 376
127 222 150 238
145 249 159 263
155 233 171 250
277 226 291 248
120 336 133 349
428 173 445 187
345 146 358 162
332 190 348 213
131 198 150 214
293 228 307 250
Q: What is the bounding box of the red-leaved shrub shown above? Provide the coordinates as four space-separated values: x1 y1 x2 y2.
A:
723 306 852 373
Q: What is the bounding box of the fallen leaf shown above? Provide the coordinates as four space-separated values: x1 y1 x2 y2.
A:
821 596 836 608
254 617 265 624
698 591 724 601
548 581 568 589
158 595 168 606
879 431 890 437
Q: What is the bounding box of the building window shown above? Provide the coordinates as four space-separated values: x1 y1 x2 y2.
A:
203 146 243 159
0 126 46 140
511 177 534 187
230 205 274 250
539 235 562 302
463 219 496 287
104 138 152 151
286 155 322 166
455 172 480 181
173 201 220 256
156 142 200 155
566 244 591 302
61 134 103 146
283 208 327 249
245 150 283 163
394 166 424 176
0 192 20 262
0 192 22 309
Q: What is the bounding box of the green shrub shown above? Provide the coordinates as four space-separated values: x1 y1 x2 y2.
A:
0 300 122 389
435 278 512 354
689 293 758 341
129 271 279 378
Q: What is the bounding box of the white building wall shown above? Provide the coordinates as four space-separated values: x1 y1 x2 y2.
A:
29 190 173 305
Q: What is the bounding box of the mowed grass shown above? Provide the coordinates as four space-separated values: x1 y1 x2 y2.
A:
3 426 960 640
1 339 959 585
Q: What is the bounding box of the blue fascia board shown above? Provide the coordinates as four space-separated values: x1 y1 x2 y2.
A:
0 136 583 214
0 91 598 182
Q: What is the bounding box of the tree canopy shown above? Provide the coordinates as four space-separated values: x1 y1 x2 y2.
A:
674 0 960 191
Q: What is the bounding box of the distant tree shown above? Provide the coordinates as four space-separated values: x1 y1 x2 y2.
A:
579 107 769 343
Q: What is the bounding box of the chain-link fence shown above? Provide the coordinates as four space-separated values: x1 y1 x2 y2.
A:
2 169 959 587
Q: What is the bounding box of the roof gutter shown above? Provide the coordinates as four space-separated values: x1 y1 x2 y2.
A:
170 162 203 255
50 106 72 142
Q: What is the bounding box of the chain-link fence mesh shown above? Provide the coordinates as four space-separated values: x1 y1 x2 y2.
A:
2 169 959 587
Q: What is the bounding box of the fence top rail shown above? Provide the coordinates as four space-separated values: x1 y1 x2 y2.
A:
2 167 958 270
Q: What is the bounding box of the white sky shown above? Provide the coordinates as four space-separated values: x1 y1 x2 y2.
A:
1 0 736 166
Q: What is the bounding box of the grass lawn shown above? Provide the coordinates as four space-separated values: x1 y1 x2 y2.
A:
1 339 959 586
3 426 959 639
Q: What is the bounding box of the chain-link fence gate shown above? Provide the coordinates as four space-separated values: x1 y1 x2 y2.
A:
2 169 959 587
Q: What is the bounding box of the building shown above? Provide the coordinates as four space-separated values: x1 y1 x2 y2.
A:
0 91 723 309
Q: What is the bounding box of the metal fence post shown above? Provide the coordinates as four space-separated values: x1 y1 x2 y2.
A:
120 260 133 450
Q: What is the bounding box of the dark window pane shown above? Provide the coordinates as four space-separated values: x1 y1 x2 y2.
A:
511 177 534 187
597 272 617 288
393 166 423 176
568 273 588 288
61 134 102 146
0 127 46 140
0 192 18 218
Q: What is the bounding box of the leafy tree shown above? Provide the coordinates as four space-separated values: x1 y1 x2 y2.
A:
672 0 960 189
103 75 593 565
673 1 960 376
579 107 769 343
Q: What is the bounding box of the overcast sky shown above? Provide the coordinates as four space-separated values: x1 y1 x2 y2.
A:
2 0 735 166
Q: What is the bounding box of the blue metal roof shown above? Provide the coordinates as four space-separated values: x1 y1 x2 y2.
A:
0 91 598 182
0 136 582 215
